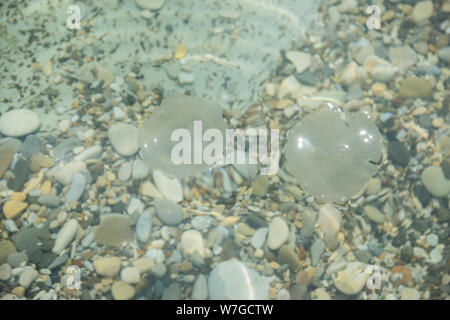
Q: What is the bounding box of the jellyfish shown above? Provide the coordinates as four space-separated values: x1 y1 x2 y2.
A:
285 107 383 203
138 95 227 178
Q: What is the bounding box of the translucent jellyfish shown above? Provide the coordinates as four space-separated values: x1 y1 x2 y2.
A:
138 95 227 178
285 108 383 203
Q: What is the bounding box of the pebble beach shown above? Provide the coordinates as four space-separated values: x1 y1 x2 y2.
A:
0 0 449 301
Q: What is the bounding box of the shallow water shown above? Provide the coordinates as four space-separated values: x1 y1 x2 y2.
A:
0 0 449 301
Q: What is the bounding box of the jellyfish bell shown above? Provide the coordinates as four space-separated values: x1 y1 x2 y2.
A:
285 107 383 203
138 95 227 179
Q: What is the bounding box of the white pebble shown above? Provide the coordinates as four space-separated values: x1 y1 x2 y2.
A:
52 219 79 254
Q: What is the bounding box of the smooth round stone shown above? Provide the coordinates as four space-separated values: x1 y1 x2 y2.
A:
120 266 140 284
0 263 12 281
0 109 40 137
285 108 383 202
118 162 132 181
108 123 139 156
154 198 184 226
421 166 450 197
180 230 205 256
413 1 433 22
93 257 121 277
38 194 60 208
426 234 438 247
437 47 450 64
94 214 134 248
333 262 369 295
52 219 79 254
208 260 272 300
251 227 268 249
153 171 183 203
18 267 38 288
267 217 288 250
363 205 385 224
191 216 213 231
132 257 154 274
286 51 311 74
111 281 135 300
136 0 165 10
319 203 342 236
7 252 28 268
136 211 152 243
0 240 17 264
366 178 381 195
65 173 86 204
429 248 443 264
132 159 149 180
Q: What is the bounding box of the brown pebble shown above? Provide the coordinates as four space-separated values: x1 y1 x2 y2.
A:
0 147 13 178
391 265 414 286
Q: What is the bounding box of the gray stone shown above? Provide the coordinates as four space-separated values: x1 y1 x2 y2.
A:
19 267 38 288
162 283 181 300
136 211 152 243
20 135 43 158
154 198 184 225
310 239 325 266
251 227 268 249
118 162 132 182
0 263 12 281
192 274 208 300
65 173 86 204
38 194 61 208
132 159 149 180
7 251 28 267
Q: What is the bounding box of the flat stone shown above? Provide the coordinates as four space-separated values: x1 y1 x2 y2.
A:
354 249 372 263
310 238 325 266
132 257 154 274
52 219 79 254
389 46 417 70
437 46 450 63
29 153 54 172
94 214 134 247
0 109 40 137
8 158 29 191
267 217 288 250
38 194 60 208
0 146 14 178
108 123 139 156
19 267 38 288
318 203 342 237
127 198 144 215
2 200 27 220
52 160 86 185
111 281 135 300
421 166 450 197
52 136 82 162
398 77 433 100
93 256 121 277
20 135 43 158
0 263 12 281
251 175 270 197
154 198 184 226
74 145 102 161
136 0 165 11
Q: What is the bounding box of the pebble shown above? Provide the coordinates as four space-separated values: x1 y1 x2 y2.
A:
412 1 433 22
11 287 25 298
208 260 272 299
192 274 208 300
127 198 144 215
310 239 325 266
285 51 311 74
133 257 153 274
180 230 205 257
151 262 167 278
73 145 102 161
178 72 194 84
18 267 38 288
132 159 149 180
118 162 132 182
0 146 13 178
400 288 420 300
413 246 428 259
387 141 410 167
278 245 301 271
7 252 28 268
421 166 450 197
0 263 12 281
366 178 381 195
318 203 342 237
251 175 270 197
3 200 28 220
251 227 268 249
136 211 152 243
340 61 359 86
65 173 86 204
38 194 60 208
93 256 121 277
142 181 163 198
120 266 140 284
162 283 181 300
108 124 139 156
191 216 213 231
354 249 372 264
0 109 40 137
154 198 184 225
429 248 443 264
5 220 18 233
364 205 385 224
426 234 438 247
136 0 165 11
94 214 134 247
267 217 289 250
311 288 331 300
53 160 86 185
20 135 43 158
389 46 417 70
398 77 432 100
153 171 183 203
437 46 450 63
111 281 135 300
52 219 79 254
333 262 369 295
